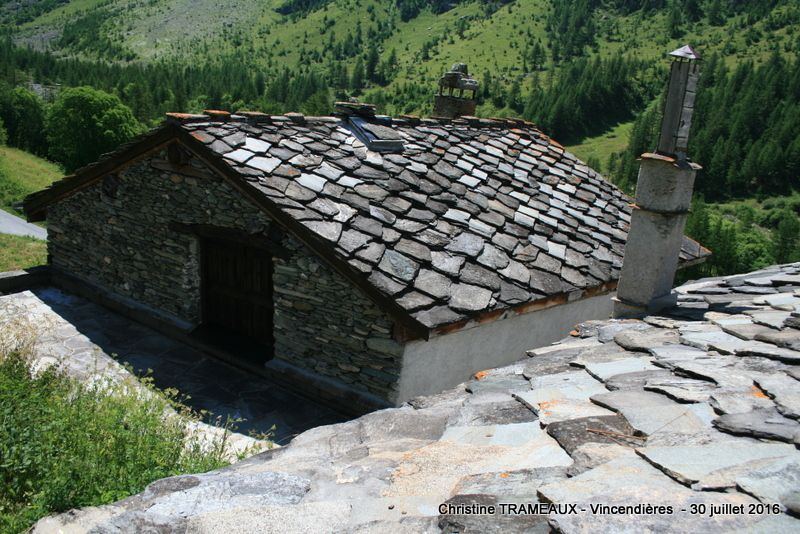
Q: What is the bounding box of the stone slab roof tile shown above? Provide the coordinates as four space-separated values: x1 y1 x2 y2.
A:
38 262 800 532
26 112 710 332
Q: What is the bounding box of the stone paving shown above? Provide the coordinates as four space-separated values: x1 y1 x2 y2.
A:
28 263 800 533
0 287 346 445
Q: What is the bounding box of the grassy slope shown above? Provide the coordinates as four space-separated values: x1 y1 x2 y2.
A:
0 147 58 271
18 0 795 72
0 146 63 215
565 121 633 174
0 233 46 271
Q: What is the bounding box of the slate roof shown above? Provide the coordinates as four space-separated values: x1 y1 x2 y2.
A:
25 111 709 333
34 263 800 533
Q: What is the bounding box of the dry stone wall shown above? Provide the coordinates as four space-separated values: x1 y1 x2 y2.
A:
47 144 401 400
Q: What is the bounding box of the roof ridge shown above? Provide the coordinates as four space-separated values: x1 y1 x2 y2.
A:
164 110 541 132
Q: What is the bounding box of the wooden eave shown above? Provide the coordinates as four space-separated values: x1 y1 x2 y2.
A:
23 125 180 222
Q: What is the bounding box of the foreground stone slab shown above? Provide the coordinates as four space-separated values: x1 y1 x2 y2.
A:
516 371 613 424
735 456 800 509
565 442 638 476
709 389 775 415
590 390 710 436
603 369 674 391
714 408 800 443
545 415 640 454
583 357 659 382
437 494 550 534
746 310 792 329
527 371 608 401
613 328 680 352
754 374 800 419
540 457 764 534
439 422 573 468
636 441 796 487
643 376 717 403
452 467 568 501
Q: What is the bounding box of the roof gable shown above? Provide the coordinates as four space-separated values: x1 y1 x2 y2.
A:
24 112 710 333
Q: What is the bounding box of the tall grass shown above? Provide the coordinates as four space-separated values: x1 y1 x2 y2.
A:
0 310 241 533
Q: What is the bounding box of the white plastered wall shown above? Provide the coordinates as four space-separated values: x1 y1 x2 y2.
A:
394 293 614 404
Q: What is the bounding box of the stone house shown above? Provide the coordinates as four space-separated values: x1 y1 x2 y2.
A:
23 104 708 411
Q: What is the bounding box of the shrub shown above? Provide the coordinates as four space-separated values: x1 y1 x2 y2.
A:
0 317 236 533
46 86 141 172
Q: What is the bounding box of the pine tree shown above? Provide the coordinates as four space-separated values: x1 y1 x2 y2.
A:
667 1 683 38
365 46 379 83
350 57 365 93
683 0 702 22
774 209 800 263
707 0 723 26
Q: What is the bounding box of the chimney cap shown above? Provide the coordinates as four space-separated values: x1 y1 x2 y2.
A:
668 44 701 61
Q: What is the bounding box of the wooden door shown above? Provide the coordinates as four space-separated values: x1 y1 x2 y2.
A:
202 238 274 362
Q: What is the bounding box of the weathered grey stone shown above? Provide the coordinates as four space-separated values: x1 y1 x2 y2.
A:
591 390 711 436
709 389 775 415
413 306 463 328
516 371 613 424
720 322 777 341
565 442 638 477
396 292 434 311
754 374 800 419
378 250 419 282
430 251 465 275
460 263 501 290
248 156 282 173
140 471 312 517
644 376 717 403
414 269 452 299
446 232 485 257
583 357 658 382
569 342 639 367
648 344 707 363
735 456 800 510
614 329 680 352
596 321 652 343
604 370 674 391
465 374 530 396
440 422 573 468
735 343 800 364
453 467 567 501
302 220 342 241
526 338 603 358
438 494 550 534
541 457 762 534
747 310 793 329
714 408 800 443
448 398 537 426
477 244 510 270
527 371 608 402
450 283 493 312
679 328 744 351
545 414 639 454
637 441 795 487
754 329 800 351
522 352 582 379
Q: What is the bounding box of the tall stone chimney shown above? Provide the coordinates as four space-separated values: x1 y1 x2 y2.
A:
612 45 702 318
433 63 479 119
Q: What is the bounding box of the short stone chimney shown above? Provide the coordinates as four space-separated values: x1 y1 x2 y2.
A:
433 63 479 119
613 45 702 318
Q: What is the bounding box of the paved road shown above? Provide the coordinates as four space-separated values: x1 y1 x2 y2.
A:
0 209 46 240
